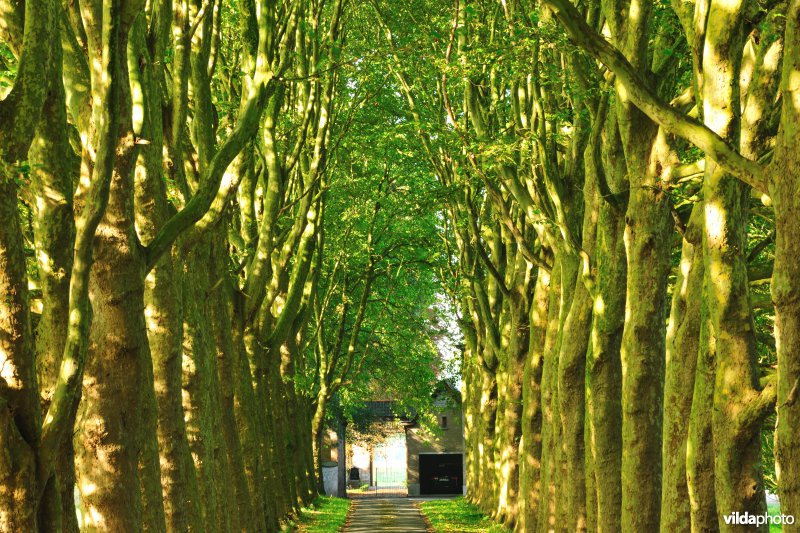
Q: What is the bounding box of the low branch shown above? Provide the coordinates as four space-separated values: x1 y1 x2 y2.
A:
750 291 773 311
747 230 775 262
737 373 778 437
748 262 773 285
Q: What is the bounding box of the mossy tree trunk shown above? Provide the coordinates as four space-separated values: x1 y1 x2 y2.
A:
661 205 704 533
588 109 627 533
770 0 800 525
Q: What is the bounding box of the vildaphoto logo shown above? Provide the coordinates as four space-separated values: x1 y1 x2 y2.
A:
723 512 795 526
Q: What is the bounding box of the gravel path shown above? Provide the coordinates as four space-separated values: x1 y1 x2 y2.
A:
343 498 428 532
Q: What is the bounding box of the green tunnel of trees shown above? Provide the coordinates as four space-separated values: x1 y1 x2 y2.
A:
1 0 800 531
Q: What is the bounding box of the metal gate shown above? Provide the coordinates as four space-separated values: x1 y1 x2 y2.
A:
347 434 408 498
371 456 407 497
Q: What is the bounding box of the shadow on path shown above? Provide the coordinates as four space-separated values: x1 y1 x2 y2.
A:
344 498 428 532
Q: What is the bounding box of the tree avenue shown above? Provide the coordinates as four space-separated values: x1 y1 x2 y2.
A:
0 0 798 531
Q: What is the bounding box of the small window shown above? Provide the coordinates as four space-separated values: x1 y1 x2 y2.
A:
441 416 448 429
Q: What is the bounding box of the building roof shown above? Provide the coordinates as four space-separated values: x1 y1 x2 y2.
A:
363 401 416 423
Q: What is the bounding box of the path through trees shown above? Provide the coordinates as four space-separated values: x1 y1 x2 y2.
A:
1 0 800 531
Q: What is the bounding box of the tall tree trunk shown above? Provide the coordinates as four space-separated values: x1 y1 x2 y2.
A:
139 337 169 533
461 322 482 503
233 312 272 530
312 393 329 492
771 0 800 524
703 7 771 527
558 142 599 531
661 206 704 533
585 359 597 533
538 257 563 531
618 122 673 532
772 167 800 532
29 36 80 531
78 153 157 530
517 264 550 533
705 168 768 529
588 112 626 533
236 317 274 529
0 182 40 532
0 0 54 526
687 288 719 533
143 247 203 532
497 281 532 528
76 22 168 524
479 362 499 513
182 254 220 529
211 238 257 530
336 417 347 498
129 19 203 531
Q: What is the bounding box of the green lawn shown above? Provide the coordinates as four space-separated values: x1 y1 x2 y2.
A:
286 496 351 533
418 497 511 532
768 502 783 533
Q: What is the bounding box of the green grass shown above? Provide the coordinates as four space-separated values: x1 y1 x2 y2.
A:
768 502 783 533
418 497 511 532
285 496 351 533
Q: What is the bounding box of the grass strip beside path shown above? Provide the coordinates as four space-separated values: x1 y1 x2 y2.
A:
769 503 783 532
287 496 351 533
418 497 511 532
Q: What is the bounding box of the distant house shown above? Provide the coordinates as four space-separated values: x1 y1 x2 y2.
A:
323 383 465 497
405 384 465 496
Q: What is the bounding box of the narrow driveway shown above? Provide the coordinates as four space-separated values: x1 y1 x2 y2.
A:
344 498 428 532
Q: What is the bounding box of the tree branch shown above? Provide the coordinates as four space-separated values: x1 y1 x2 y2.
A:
542 0 769 193
737 373 778 437
143 79 270 271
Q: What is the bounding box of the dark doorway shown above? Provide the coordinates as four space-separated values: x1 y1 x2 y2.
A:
419 453 463 495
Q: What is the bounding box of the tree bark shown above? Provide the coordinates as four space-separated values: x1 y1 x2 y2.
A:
771 0 800 525
558 124 599 531
661 205 704 533
538 257 563 531
182 254 221 529
588 130 626 533
210 236 257 530
517 264 550 533
618 119 673 531
687 285 720 533
74 6 167 527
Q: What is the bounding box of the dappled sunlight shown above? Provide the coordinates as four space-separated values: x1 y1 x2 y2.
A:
594 294 606 316
347 498 428 532
0 349 22 391
68 306 84 329
80 481 97 496
131 82 144 133
272 294 286 316
704 200 725 246
628 0 642 27
86 506 104 528
790 70 800 111
720 367 746 420
144 304 160 333
740 40 756 99
680 255 692 282
58 357 77 384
